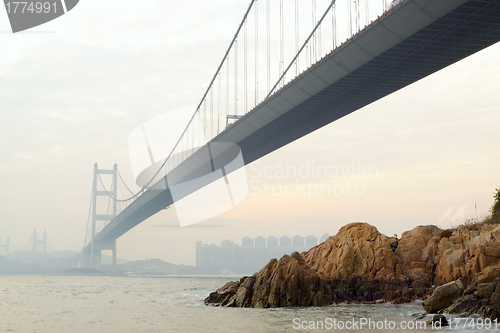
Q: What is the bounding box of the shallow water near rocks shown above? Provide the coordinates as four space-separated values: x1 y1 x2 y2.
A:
0 275 497 332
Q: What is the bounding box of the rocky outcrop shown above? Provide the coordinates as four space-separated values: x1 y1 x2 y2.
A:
434 224 500 286
205 221 500 319
444 278 500 320
206 223 433 307
205 252 331 308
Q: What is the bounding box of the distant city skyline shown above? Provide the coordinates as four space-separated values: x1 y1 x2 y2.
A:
196 233 330 274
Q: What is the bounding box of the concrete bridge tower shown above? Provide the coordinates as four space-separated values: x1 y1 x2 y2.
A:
82 163 118 271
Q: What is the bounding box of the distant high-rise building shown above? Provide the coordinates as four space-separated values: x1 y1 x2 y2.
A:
292 235 304 247
267 236 278 247
305 235 318 248
319 233 330 243
255 236 266 248
242 236 254 248
221 239 235 247
279 236 291 247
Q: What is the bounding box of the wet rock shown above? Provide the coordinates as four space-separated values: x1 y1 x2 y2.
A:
426 314 448 327
422 280 464 313
205 280 242 306
411 313 426 320
443 278 500 320
226 275 256 307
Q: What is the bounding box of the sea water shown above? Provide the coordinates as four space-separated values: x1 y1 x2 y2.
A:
0 275 497 332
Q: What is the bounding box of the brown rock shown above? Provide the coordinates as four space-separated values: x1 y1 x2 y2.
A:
444 294 481 314
395 225 442 286
304 223 396 281
251 251 332 307
485 247 500 258
444 278 500 320
205 280 242 306
477 267 500 284
226 275 256 307
205 221 500 313
422 280 464 313
435 223 500 286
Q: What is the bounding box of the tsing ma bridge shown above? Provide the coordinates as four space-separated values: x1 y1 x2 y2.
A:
81 0 500 270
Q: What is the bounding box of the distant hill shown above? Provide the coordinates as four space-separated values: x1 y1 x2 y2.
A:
8 250 129 265
126 258 199 275
0 255 47 273
8 250 80 262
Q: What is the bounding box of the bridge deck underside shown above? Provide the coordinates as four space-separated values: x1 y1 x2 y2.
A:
237 0 500 165
90 0 500 247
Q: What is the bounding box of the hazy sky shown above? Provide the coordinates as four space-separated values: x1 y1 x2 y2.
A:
1 0 499 265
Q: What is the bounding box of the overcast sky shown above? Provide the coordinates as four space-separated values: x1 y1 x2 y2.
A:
0 0 499 265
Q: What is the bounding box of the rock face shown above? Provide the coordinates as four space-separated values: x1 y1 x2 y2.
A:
250 252 332 307
434 224 500 286
303 223 395 281
205 221 500 319
422 280 464 313
394 225 442 288
444 278 500 320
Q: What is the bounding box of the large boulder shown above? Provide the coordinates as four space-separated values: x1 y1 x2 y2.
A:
251 251 331 307
394 225 442 287
304 223 396 281
422 280 464 313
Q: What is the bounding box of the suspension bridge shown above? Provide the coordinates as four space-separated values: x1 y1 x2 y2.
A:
81 0 500 270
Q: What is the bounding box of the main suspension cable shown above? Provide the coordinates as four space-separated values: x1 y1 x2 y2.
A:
117 169 135 196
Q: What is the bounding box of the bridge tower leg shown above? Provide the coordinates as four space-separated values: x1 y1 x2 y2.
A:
32 230 47 263
33 230 47 254
90 163 118 271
